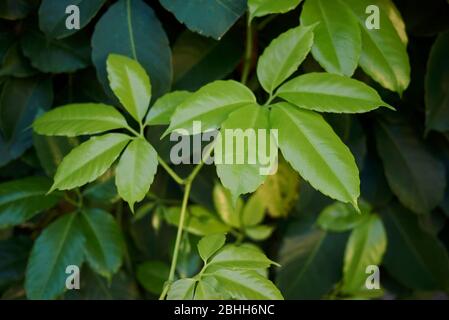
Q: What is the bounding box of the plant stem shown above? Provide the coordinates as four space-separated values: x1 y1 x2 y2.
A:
157 156 185 185
241 15 253 85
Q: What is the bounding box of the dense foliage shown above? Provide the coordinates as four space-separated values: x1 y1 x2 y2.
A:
0 0 449 300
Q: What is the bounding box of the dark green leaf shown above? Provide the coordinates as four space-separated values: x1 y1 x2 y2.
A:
137 261 170 295
0 237 32 291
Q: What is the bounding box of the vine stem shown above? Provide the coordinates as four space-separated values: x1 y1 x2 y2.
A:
241 15 253 85
157 156 185 185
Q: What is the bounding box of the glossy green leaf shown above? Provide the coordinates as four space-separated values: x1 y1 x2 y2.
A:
137 261 170 295
270 102 360 209
215 104 275 200
341 215 387 294
79 209 124 278
425 31 449 132
248 0 303 21
317 202 371 232
0 177 61 229
165 80 256 136
164 206 230 236
276 221 348 299
301 0 361 76
278 73 393 113
242 193 266 227
33 103 129 137
382 203 449 291
92 0 172 100
21 29 90 73
375 118 446 214
257 24 315 94
145 91 192 126
25 213 85 300
160 0 246 40
50 133 131 192
39 0 107 39
107 54 151 122
167 278 196 300
116 138 158 211
344 0 410 94
0 0 37 20
198 233 226 262
207 269 283 300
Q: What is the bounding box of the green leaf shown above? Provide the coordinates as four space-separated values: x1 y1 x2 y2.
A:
79 209 124 278
0 42 37 78
257 24 315 94
213 183 242 228
25 213 85 300
92 0 172 100
206 244 277 272
33 104 129 137
167 278 196 300
164 80 256 136
0 237 31 292
0 177 61 228
136 261 170 295
0 77 53 167
425 31 449 133
341 214 387 294
344 0 410 94
317 202 371 232
300 0 361 76
116 138 158 211
172 30 244 91
248 0 303 21
145 91 192 126
0 0 37 20
164 206 230 236
50 133 131 192
82 170 120 205
21 29 90 73
276 221 348 299
198 233 226 262
207 269 283 300
382 203 449 291
215 104 275 200
242 193 266 227
160 0 246 40
107 54 151 122
270 102 360 209
245 225 274 241
375 118 446 214
277 73 393 113
254 157 300 218
39 0 107 39
194 279 223 299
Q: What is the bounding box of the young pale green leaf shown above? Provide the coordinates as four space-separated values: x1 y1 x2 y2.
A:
145 91 192 126
164 80 256 136
50 133 131 192
270 103 360 210
382 203 449 291
425 31 449 133
167 278 196 300
107 54 151 122
245 225 274 241
137 260 170 295
257 24 315 94
79 209 124 278
277 73 394 113
194 279 223 300
115 138 158 212
25 213 85 300
215 104 276 201
33 104 129 137
164 206 231 236
198 233 226 262
317 201 371 232
248 0 303 21
0 177 61 228
242 193 266 227
375 119 446 214
207 269 283 300
206 244 277 272
341 214 387 295
212 183 242 228
301 0 361 76
344 0 410 94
